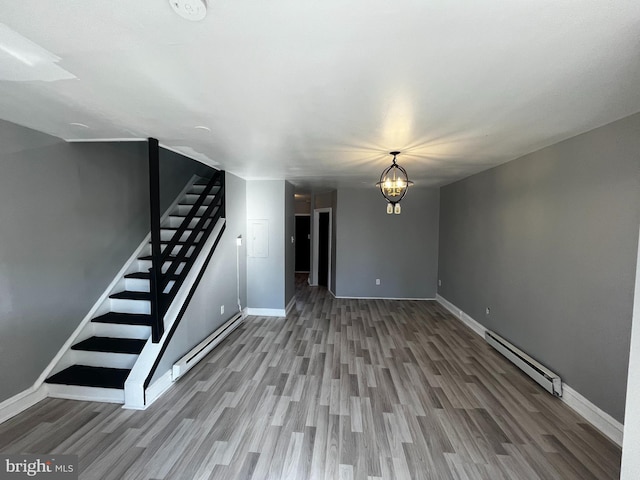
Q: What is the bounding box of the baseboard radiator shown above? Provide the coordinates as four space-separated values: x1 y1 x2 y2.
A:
485 330 562 397
172 312 244 381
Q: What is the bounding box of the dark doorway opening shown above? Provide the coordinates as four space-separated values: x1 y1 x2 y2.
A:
318 212 329 287
295 216 311 272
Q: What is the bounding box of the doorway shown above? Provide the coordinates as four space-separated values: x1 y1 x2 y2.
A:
312 208 332 290
318 212 329 287
295 215 311 272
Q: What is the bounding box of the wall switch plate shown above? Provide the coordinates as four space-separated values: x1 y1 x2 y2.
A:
376 279 381 285
221 305 225 315
438 279 442 287
485 307 490 315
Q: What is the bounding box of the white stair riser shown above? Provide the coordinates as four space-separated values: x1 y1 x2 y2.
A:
175 204 209 216
160 229 204 242
158 244 196 257
71 351 138 369
188 184 220 195
109 298 150 315
47 384 125 404
183 193 215 206
166 216 211 229
125 278 150 292
92 323 151 340
141 244 196 257
137 259 187 274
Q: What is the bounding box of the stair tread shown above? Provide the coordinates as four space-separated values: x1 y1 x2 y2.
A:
45 365 130 389
161 227 195 232
91 312 152 326
138 254 189 262
72 336 146 354
156 240 193 245
124 271 179 280
110 290 151 301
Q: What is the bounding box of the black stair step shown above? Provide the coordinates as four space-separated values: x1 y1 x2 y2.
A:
154 240 194 245
138 254 189 262
45 365 130 389
91 312 153 326
185 192 216 198
71 336 146 354
110 290 151 301
124 271 179 280
160 227 195 234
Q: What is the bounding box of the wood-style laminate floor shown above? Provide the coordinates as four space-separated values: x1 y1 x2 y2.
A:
0 275 621 479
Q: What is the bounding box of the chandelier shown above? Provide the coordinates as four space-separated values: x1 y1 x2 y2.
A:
376 151 413 214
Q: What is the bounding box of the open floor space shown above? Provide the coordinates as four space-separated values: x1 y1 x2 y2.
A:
0 279 621 479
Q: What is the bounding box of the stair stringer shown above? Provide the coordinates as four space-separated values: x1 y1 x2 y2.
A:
42 175 199 393
124 218 226 409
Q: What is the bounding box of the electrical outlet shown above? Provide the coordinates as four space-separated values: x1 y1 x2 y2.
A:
376 278 381 285
485 307 490 315
221 305 225 315
438 279 442 287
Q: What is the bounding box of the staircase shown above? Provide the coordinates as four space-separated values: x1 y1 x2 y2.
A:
45 173 225 403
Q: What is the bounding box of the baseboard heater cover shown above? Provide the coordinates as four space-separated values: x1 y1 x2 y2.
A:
172 312 244 381
485 330 562 397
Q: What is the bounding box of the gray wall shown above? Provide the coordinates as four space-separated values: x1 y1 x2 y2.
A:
150 173 247 382
0 120 150 403
246 180 286 309
335 186 440 298
284 182 295 306
438 112 640 422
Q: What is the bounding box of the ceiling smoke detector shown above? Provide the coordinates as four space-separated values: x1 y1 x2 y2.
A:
169 0 207 21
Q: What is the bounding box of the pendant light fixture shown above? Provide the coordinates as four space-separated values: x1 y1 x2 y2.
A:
376 151 413 214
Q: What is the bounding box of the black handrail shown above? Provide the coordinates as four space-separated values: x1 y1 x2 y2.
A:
148 138 225 343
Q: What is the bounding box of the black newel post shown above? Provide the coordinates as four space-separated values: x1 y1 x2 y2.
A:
148 138 164 342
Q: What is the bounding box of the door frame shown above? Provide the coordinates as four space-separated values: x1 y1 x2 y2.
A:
312 208 332 289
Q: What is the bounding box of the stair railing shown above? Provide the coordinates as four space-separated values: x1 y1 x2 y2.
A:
148 138 225 342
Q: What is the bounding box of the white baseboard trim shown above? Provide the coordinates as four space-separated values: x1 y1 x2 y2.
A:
0 385 48 425
245 307 287 317
435 294 622 446
334 295 436 301
436 294 487 337
46 384 124 404
561 384 623 446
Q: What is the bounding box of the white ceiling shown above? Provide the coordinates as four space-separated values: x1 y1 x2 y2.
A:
1 1 639 190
